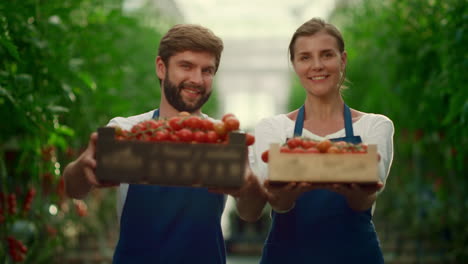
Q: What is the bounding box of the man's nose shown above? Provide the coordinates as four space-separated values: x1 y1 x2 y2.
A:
188 69 204 85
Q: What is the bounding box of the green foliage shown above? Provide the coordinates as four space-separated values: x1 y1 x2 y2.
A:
327 0 467 261
288 0 467 260
0 0 173 262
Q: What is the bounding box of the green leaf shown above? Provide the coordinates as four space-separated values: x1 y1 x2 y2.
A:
47 105 69 113
0 35 21 61
0 86 16 104
55 125 75 137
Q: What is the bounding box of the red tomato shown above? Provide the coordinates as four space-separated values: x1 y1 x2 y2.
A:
280 146 292 153
178 111 191 117
286 137 302 149
213 121 227 136
206 130 219 143
169 133 180 142
192 131 207 143
224 117 240 132
182 116 202 130
301 139 317 149
304 147 320 153
317 139 332 153
261 150 269 163
168 116 183 131
153 130 169 141
245 133 255 146
291 147 305 153
201 119 214 131
222 113 236 122
327 146 341 153
176 128 193 142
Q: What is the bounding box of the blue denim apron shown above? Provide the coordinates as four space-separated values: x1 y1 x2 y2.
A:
260 104 384 264
113 109 227 264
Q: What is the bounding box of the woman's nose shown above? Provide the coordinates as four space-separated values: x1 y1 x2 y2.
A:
310 58 324 70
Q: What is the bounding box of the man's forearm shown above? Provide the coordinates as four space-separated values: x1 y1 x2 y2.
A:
63 161 93 199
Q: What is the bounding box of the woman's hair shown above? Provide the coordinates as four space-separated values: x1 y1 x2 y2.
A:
158 24 224 72
289 18 348 91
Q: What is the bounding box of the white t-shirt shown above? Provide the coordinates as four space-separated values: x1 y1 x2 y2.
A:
105 109 216 220
106 109 155 221
250 113 394 187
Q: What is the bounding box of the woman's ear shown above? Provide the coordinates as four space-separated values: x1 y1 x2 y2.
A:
156 56 166 80
341 51 347 71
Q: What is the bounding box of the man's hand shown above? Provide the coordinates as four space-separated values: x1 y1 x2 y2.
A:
63 132 118 199
208 166 265 199
209 165 268 222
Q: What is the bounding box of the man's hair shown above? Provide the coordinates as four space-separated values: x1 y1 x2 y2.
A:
158 24 224 72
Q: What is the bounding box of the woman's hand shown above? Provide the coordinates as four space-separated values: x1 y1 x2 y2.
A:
326 182 384 211
263 181 319 213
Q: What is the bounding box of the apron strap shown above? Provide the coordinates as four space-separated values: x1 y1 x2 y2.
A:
152 109 160 119
293 105 305 137
343 104 354 138
293 104 362 144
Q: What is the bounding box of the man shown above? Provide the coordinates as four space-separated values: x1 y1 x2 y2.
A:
63 24 265 264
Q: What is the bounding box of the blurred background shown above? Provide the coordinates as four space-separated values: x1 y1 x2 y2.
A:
0 0 466 263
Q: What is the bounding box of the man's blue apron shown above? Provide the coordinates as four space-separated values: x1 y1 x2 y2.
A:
260 104 384 264
113 109 227 264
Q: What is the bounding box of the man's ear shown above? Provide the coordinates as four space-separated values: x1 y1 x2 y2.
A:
156 56 166 80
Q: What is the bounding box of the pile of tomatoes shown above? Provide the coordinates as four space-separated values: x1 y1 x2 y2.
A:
114 112 255 146
261 137 368 163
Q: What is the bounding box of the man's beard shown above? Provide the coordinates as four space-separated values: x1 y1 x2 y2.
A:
163 75 211 113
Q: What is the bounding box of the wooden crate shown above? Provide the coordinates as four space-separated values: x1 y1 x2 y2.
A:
268 143 378 184
96 127 246 188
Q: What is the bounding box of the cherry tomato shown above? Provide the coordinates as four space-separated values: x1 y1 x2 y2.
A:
176 128 193 142
178 111 191 117
153 130 169 141
317 139 332 153
206 130 219 143
280 146 292 153
222 113 236 122
213 121 227 136
291 147 305 153
201 119 214 131
192 131 207 143
245 133 255 146
261 150 269 163
182 116 202 130
304 147 320 153
301 139 317 149
168 116 183 131
287 137 302 149
327 146 341 153
224 117 240 132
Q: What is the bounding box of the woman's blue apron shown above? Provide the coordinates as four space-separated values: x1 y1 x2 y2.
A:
113 109 227 264
260 104 384 264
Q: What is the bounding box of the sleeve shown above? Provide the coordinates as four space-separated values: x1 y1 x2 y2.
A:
250 117 287 182
363 116 394 187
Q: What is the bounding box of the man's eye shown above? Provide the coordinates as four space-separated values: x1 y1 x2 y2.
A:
203 69 214 75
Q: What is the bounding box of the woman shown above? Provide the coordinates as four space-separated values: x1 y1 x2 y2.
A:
251 18 394 263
